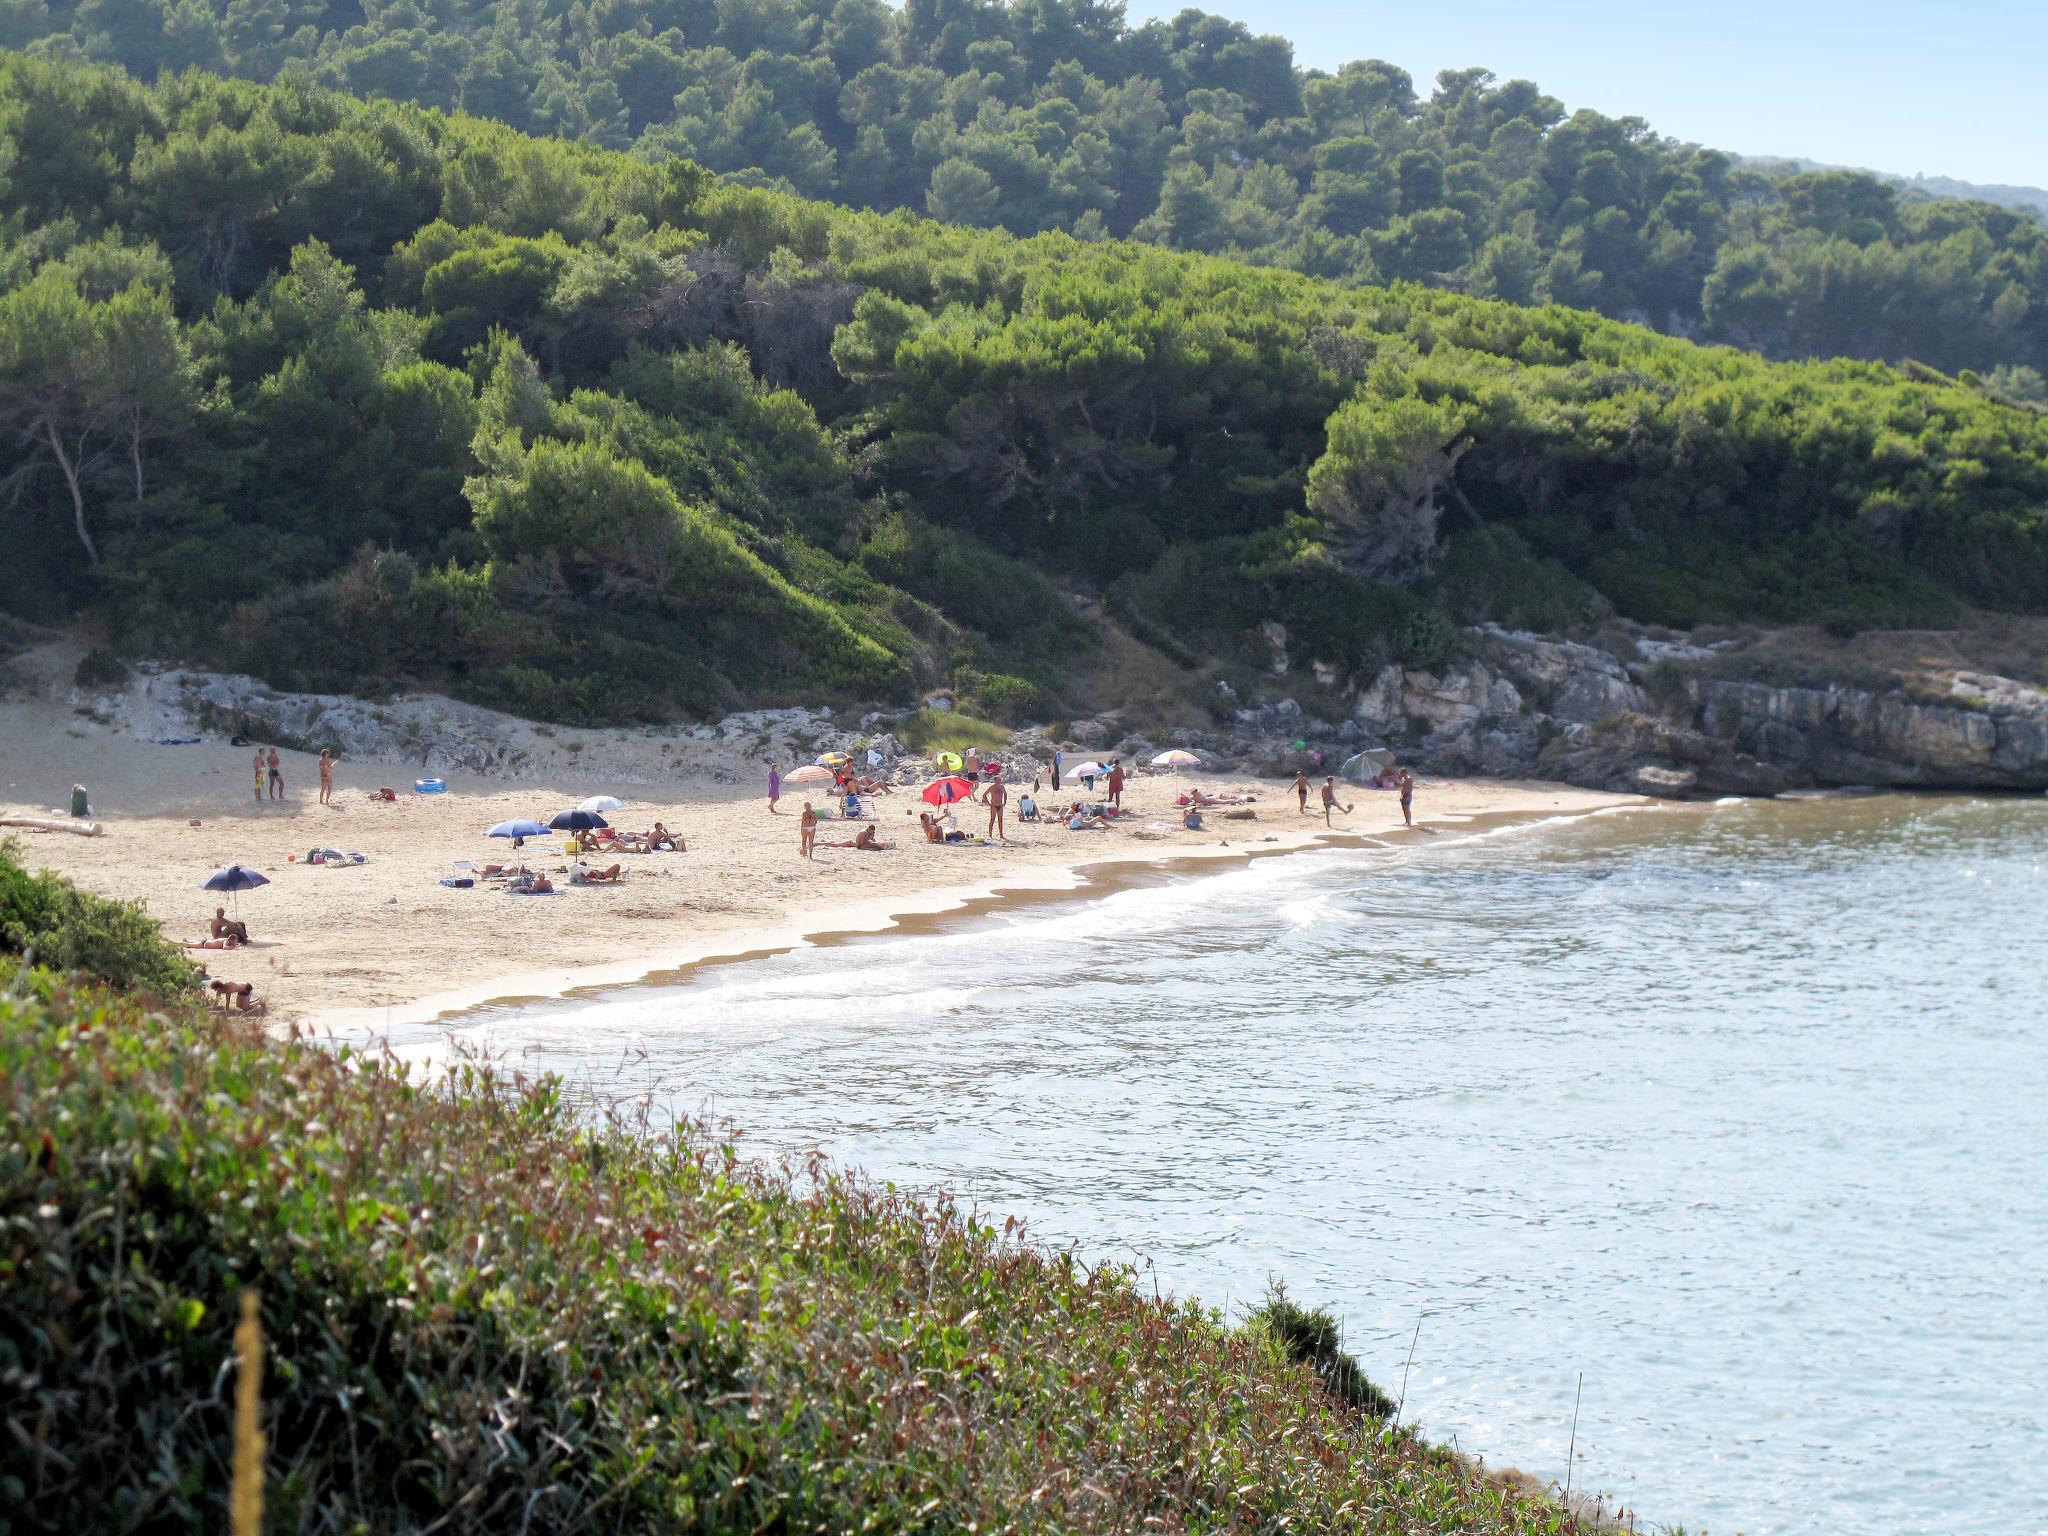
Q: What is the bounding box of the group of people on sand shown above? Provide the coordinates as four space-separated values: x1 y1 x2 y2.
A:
248 745 339 805
1293 765 1414 827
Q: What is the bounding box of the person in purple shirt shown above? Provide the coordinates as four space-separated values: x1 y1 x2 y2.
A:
767 761 782 814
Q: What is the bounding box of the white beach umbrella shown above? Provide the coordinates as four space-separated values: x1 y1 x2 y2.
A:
578 795 627 813
1151 749 1201 767
785 764 835 785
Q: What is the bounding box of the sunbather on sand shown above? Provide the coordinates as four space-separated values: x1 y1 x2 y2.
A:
648 821 681 851
919 812 945 844
211 907 250 944
1067 804 1111 830
572 861 624 883
818 824 887 850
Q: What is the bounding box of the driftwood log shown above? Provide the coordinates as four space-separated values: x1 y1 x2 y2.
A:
0 816 103 837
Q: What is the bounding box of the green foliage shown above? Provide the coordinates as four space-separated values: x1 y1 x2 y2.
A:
1249 1284 1399 1420
0 979 1579 1533
0 54 2045 728
2 0 2042 376
72 645 130 688
897 706 1009 756
0 838 196 993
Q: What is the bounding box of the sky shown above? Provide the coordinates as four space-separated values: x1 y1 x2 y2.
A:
1121 0 2048 189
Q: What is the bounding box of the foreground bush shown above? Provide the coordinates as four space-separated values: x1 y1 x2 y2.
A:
0 838 195 995
0 972 1583 1534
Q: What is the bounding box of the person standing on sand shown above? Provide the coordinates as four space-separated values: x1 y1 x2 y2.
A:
266 747 284 800
1398 768 1414 827
985 777 1008 840
768 761 782 814
318 748 334 805
1106 760 1125 810
1294 769 1310 815
1051 749 1062 792
253 749 266 803
1320 776 1353 827
799 800 817 859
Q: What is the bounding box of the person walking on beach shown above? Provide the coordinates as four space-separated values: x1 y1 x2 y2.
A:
767 761 782 814
253 749 266 803
1320 776 1352 827
1294 769 1310 815
985 776 1008 841
1051 748 1062 792
799 800 817 859
318 748 334 805
1398 768 1414 827
266 747 284 800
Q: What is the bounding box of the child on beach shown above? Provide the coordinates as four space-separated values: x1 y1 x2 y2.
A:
799 801 817 859
1294 770 1309 814
318 748 334 805
253 749 266 803
1399 769 1414 827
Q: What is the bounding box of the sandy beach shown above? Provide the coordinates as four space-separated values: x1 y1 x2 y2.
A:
2 646 1635 1026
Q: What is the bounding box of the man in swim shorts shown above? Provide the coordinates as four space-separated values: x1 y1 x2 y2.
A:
267 747 284 800
1294 769 1309 815
985 776 1008 841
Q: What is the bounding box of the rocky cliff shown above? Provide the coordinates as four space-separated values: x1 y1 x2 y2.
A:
1179 625 2048 797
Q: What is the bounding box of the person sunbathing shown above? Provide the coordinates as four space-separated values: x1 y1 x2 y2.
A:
505 871 554 894
648 821 680 851
818 824 887 850
1067 805 1111 830
572 861 624 883
185 936 241 950
920 812 946 844
210 907 250 945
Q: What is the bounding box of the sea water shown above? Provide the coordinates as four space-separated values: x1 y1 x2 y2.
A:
372 795 2048 1535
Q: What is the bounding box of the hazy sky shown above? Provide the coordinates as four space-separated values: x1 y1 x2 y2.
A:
1122 0 2048 188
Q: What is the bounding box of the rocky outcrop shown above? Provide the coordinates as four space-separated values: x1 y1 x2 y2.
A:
1195 625 2048 797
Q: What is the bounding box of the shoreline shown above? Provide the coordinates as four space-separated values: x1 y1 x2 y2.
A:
308 792 1652 1039
0 643 1638 1028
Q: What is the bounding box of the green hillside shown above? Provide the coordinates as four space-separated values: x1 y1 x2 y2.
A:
0 849 1579 1532
1 55 2046 725
4 0 2046 380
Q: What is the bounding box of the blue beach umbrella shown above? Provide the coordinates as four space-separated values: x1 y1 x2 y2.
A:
201 862 269 918
487 819 548 839
548 809 609 832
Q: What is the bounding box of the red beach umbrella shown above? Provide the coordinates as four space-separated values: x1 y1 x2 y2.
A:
921 775 976 806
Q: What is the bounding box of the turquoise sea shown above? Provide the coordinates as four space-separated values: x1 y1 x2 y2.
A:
367 794 2048 1535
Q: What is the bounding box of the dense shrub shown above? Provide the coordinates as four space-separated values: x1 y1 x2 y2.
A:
0 839 195 994
1250 1285 1400 1420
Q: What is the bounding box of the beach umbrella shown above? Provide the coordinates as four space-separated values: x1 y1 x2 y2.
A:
921 775 976 807
786 763 835 785
933 751 964 773
577 795 626 813
1068 760 1107 781
487 819 548 839
548 809 609 832
816 751 851 768
201 862 269 919
1151 749 1201 767
1338 748 1396 784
